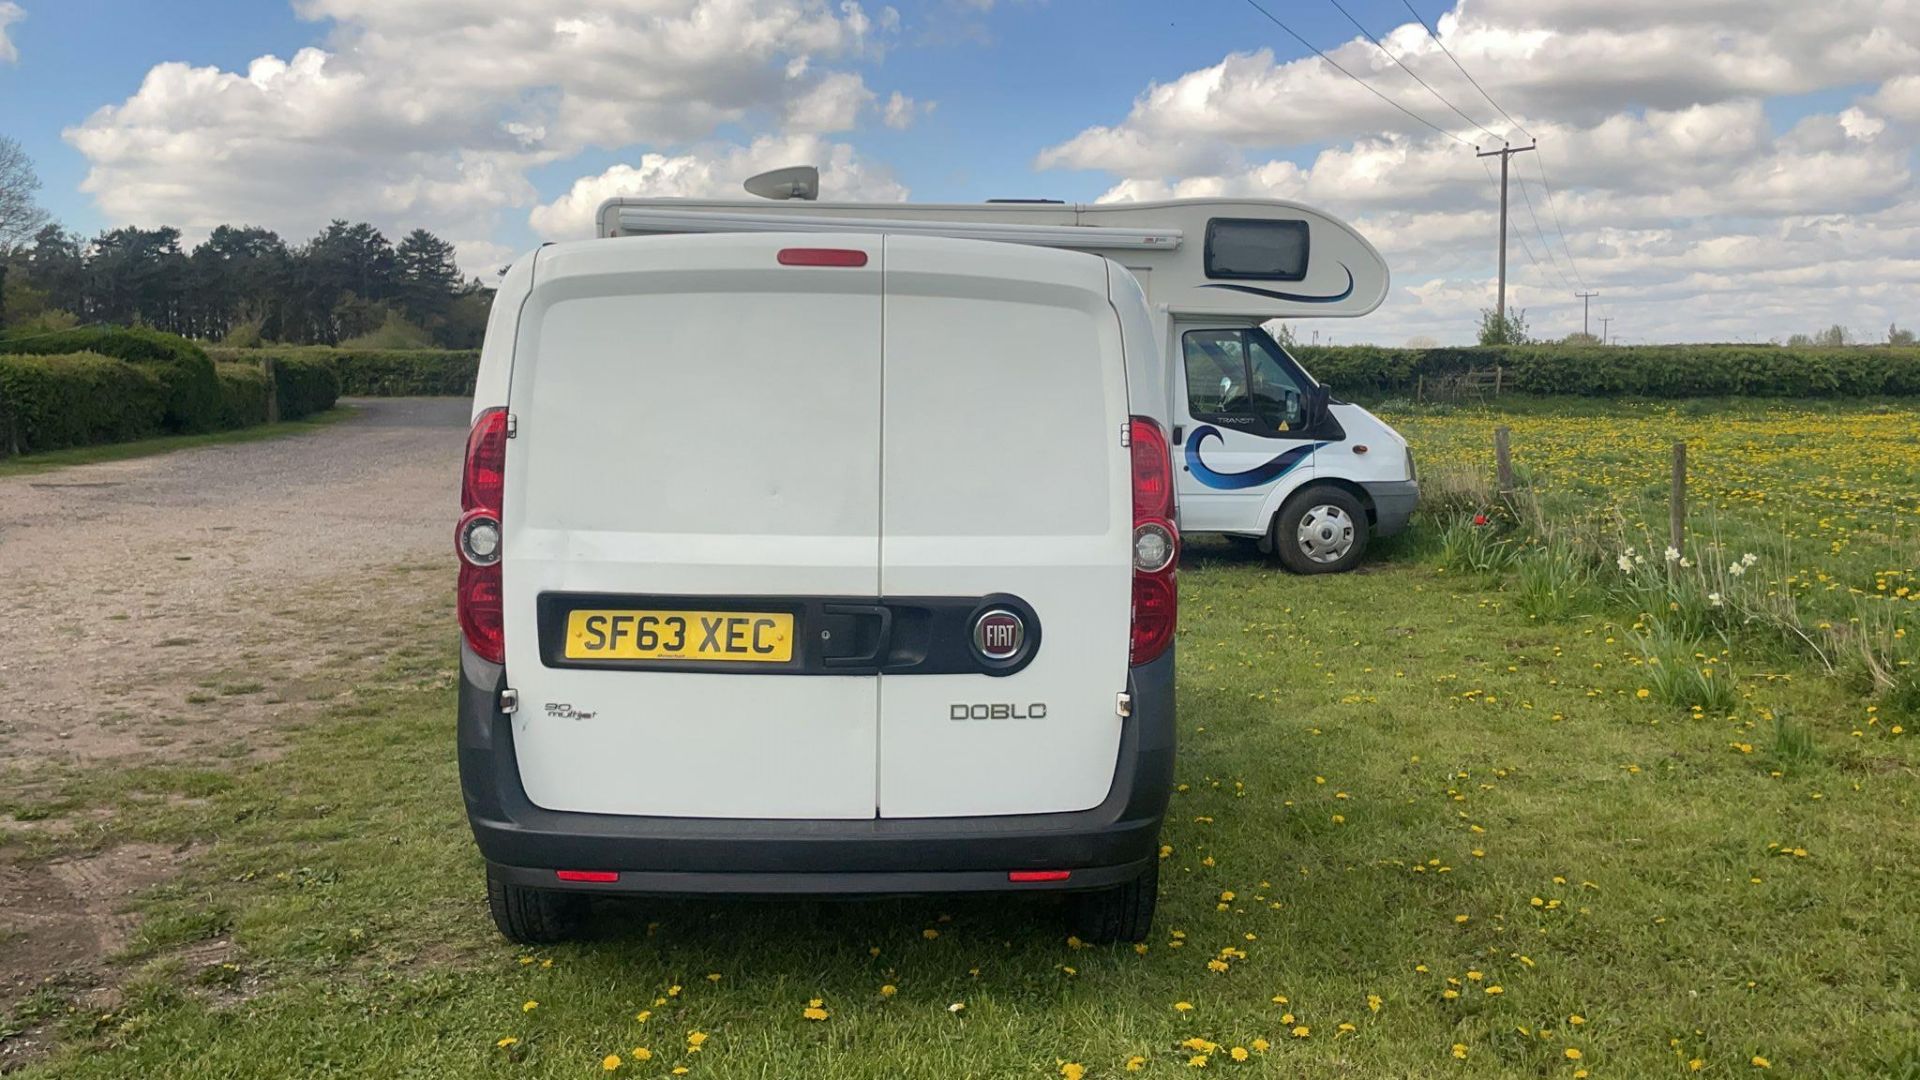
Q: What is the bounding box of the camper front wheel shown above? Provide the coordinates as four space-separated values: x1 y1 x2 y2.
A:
1273 485 1369 574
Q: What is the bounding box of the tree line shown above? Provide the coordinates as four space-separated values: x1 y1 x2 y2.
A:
0 136 492 349
1 220 494 349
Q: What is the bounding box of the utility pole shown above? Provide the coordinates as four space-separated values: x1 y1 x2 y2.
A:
1576 291 1599 337
1476 142 1537 326
1599 316 1613 345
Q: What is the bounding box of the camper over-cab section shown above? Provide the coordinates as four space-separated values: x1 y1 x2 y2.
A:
597 198 1391 323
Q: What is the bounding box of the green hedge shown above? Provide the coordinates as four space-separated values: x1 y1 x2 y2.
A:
209 347 479 397
215 363 272 429
1291 344 1920 398
0 352 167 454
268 354 343 419
0 327 222 432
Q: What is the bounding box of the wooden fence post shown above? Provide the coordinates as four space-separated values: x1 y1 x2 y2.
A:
1494 425 1514 495
1670 440 1687 551
1494 364 1504 396
262 355 280 424
1416 373 1425 403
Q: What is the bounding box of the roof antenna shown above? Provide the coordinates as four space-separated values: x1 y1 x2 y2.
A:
743 165 820 201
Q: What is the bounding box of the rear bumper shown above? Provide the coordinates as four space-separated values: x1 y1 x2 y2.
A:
1363 479 1419 537
457 645 1175 896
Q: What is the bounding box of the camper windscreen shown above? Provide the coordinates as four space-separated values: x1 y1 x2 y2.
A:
1204 218 1310 281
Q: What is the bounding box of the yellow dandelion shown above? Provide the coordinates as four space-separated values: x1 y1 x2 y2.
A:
496 1037 519 1049
1291 1025 1311 1038
1126 1056 1147 1072
1485 985 1504 995
1752 1056 1771 1069
922 928 940 940
667 985 682 997
1568 1014 1585 1025
1452 1044 1469 1059
1252 1037 1270 1052
1565 1048 1582 1060
522 1000 539 1012
880 984 898 997
1174 1001 1194 1012
634 1011 652 1022
1061 1063 1086 1080
686 1031 708 1051
632 1048 653 1061
1187 1053 1209 1068
1368 994 1382 1012
602 1054 622 1071
1454 914 1470 924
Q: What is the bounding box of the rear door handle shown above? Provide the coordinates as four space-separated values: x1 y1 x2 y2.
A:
818 604 894 668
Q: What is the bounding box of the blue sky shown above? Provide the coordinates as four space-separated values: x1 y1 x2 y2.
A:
3 0 1916 344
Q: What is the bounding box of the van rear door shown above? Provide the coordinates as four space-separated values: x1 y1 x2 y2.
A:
500 234 883 819
876 237 1134 818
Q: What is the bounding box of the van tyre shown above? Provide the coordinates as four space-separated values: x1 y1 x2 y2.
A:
1272 485 1369 575
1069 862 1158 944
487 868 588 944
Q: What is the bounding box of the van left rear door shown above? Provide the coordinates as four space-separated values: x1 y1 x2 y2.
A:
499 234 884 820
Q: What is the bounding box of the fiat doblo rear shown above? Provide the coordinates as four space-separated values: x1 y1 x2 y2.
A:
456 232 1177 943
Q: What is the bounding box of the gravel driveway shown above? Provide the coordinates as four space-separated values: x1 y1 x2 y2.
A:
0 398 470 1036
0 397 469 767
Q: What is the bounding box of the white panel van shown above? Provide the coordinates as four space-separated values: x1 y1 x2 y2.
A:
457 232 1177 943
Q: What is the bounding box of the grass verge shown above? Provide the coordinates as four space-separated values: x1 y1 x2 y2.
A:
0 407 356 478
7 539 1917 1078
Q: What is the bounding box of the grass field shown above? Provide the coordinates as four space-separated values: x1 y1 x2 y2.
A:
6 398 1918 1078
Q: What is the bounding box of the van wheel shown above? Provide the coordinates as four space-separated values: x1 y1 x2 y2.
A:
1272 485 1369 574
1069 862 1158 944
486 868 588 944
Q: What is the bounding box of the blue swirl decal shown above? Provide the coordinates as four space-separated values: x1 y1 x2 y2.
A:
1185 426 1325 490
1198 264 1355 305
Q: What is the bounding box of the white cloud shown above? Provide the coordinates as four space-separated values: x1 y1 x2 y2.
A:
65 0 904 267
1865 74 1920 123
528 133 907 239
0 2 22 64
1040 2 1920 344
881 90 929 130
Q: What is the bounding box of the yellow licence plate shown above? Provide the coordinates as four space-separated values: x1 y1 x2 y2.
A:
563 610 795 663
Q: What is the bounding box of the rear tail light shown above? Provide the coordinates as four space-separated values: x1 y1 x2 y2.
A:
1129 416 1178 665
459 408 508 663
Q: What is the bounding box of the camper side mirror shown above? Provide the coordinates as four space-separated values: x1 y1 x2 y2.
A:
1305 385 1332 429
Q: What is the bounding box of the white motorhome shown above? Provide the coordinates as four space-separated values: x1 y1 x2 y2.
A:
599 185 1416 573
460 230 1178 943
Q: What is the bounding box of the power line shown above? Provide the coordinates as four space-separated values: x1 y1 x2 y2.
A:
1529 153 1590 291
1238 0 1474 148
1321 0 1506 144
1390 0 1595 294
1396 0 1530 141
1510 169 1574 290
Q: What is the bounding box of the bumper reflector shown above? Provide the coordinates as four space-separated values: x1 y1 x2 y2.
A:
555 870 620 883
1008 870 1072 883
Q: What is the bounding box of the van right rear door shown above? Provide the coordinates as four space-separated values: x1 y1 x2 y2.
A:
876 237 1135 819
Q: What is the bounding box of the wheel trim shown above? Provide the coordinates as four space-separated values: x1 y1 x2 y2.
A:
1295 504 1355 563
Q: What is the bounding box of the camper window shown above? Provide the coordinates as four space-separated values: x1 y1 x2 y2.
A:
1204 218 1310 281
